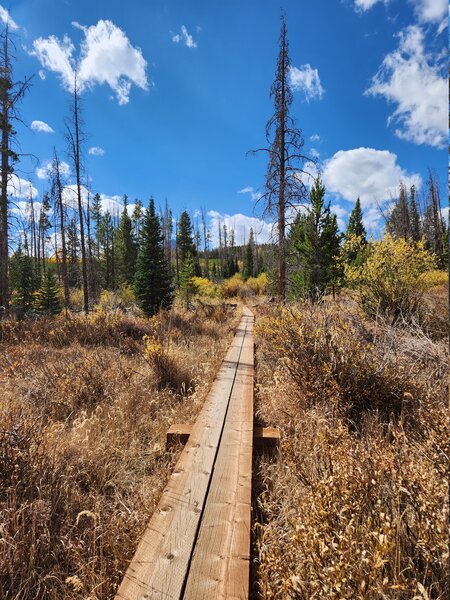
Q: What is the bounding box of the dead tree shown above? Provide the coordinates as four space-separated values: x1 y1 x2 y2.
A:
66 76 89 312
51 149 70 314
250 14 311 300
0 25 31 310
201 207 209 278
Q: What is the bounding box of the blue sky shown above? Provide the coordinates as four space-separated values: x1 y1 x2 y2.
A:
6 0 449 245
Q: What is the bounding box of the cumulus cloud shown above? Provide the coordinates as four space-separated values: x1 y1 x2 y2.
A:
238 186 262 201
310 133 321 142
36 160 70 180
207 210 273 246
409 0 447 27
330 204 348 232
322 147 421 208
99 193 123 215
365 25 447 147
31 120 54 133
88 146 105 156
0 5 19 30
353 0 389 11
3 175 38 199
171 25 197 48
289 65 324 101
310 148 321 159
10 200 44 221
31 20 148 105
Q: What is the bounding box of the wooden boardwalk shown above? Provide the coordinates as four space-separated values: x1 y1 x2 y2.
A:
115 307 254 600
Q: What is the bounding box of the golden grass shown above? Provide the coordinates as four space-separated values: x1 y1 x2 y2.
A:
253 297 448 599
0 302 240 599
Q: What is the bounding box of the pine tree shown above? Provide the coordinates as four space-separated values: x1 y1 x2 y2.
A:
67 217 80 288
34 269 61 315
344 197 367 265
179 254 197 308
132 199 144 242
243 228 255 279
177 211 196 264
98 212 115 289
10 242 36 313
91 192 102 258
388 182 410 240
134 199 173 316
408 185 421 242
290 176 342 299
116 195 137 285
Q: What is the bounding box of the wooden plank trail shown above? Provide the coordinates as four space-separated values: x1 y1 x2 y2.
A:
115 307 255 600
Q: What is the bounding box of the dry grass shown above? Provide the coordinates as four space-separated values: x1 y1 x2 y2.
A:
0 302 240 599
253 297 448 599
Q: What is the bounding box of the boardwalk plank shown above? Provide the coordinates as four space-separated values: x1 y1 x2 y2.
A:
183 309 254 600
115 312 250 600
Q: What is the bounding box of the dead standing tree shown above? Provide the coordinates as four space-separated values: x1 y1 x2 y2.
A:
66 76 89 313
51 148 70 314
250 14 311 300
0 25 31 311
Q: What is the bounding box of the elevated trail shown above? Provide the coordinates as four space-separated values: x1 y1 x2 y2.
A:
115 307 256 600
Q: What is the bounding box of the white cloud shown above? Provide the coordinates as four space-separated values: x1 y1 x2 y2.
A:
289 65 324 101
310 148 321 159
207 210 273 246
88 146 105 156
31 120 54 133
322 147 422 208
36 160 70 180
171 25 197 48
10 200 44 221
310 133 321 142
0 5 19 30
31 20 148 105
330 204 348 232
3 175 38 199
99 193 123 215
409 0 447 25
353 0 389 11
238 186 262 201
365 25 447 147
38 69 46 80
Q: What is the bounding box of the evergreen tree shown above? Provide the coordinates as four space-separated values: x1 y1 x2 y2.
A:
38 192 52 273
116 195 137 285
34 269 61 315
344 197 367 265
10 242 36 313
177 211 196 263
388 182 410 240
131 199 144 242
134 199 173 316
408 185 421 243
67 217 80 287
290 176 342 299
243 228 255 279
91 192 102 258
98 211 115 289
179 253 197 308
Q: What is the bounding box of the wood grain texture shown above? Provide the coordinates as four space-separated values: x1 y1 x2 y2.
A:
115 310 251 600
183 308 254 600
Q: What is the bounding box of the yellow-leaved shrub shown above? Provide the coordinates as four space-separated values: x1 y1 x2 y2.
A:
346 234 435 322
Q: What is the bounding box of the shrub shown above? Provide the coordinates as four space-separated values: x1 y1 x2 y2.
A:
256 303 421 421
96 284 137 312
191 277 220 298
69 288 84 311
221 273 245 298
419 269 448 288
346 234 435 322
246 272 270 295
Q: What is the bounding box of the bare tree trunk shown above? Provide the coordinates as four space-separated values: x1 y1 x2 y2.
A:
69 78 89 312
0 31 9 310
54 152 70 315
201 207 209 278
86 188 96 300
